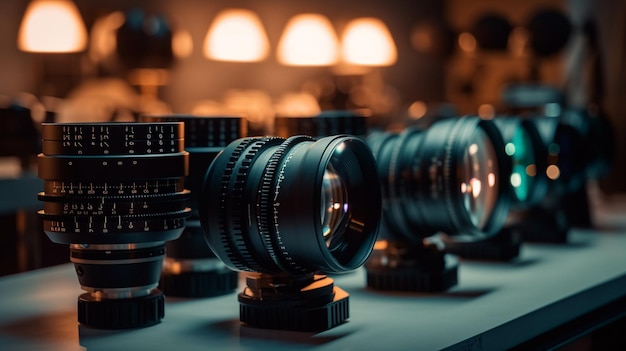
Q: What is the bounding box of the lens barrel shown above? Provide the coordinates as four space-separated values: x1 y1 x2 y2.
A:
37 122 190 329
141 115 247 297
368 116 511 242
201 134 381 275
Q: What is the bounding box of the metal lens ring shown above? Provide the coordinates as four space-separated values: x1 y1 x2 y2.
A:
38 122 190 244
201 135 381 275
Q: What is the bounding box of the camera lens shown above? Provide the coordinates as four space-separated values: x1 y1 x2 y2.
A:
364 116 511 291
140 114 247 297
200 134 381 330
201 134 380 274
493 116 548 208
37 122 190 329
368 116 510 241
274 110 368 139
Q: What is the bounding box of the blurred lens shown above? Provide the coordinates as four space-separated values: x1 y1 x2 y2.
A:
508 125 534 201
37 122 190 329
493 116 548 208
274 110 368 139
368 116 510 242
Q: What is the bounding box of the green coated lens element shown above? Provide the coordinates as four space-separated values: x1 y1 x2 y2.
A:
509 126 535 202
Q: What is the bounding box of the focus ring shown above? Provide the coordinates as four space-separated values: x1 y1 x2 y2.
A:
257 136 312 274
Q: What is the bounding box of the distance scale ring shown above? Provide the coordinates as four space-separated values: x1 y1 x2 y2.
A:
43 179 186 196
41 139 185 156
141 115 247 148
39 190 191 216
41 122 184 141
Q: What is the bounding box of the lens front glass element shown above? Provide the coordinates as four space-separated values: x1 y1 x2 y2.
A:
508 126 535 202
321 149 349 251
461 128 498 229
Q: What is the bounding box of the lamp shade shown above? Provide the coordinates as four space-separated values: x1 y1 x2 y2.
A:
277 13 340 66
341 17 397 66
203 9 269 62
17 0 87 53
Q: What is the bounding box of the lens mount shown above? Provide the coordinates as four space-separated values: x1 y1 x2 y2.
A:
201 134 381 275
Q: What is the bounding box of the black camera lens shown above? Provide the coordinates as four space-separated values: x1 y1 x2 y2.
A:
37 122 190 329
365 116 511 291
200 134 381 331
273 110 368 139
141 114 247 298
369 116 510 241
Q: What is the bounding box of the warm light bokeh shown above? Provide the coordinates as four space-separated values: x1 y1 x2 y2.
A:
17 0 88 53
203 9 269 62
341 17 397 66
277 14 340 66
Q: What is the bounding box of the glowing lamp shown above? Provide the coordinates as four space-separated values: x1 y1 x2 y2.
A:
277 14 340 66
17 0 87 53
203 9 269 62
341 18 397 66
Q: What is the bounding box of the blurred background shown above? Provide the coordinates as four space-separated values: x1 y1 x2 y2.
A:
1 0 625 276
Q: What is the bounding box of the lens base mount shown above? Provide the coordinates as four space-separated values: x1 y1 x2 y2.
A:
442 227 522 262
77 289 164 329
238 273 349 331
159 268 239 298
365 241 458 292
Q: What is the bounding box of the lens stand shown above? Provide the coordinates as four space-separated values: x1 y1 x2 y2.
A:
365 240 458 292
160 220 239 297
238 273 349 332
442 228 523 262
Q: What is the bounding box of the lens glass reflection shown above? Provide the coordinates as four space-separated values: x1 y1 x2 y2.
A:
461 128 498 228
508 126 535 202
321 154 349 251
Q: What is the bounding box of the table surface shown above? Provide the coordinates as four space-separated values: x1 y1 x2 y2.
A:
1 191 625 351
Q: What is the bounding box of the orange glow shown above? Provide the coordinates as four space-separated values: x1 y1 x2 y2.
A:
408 101 427 120
172 29 193 59
18 0 87 53
546 165 560 180
203 9 269 62
341 18 397 66
526 164 537 177
478 104 495 119
458 32 477 54
373 240 388 250
277 14 340 66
